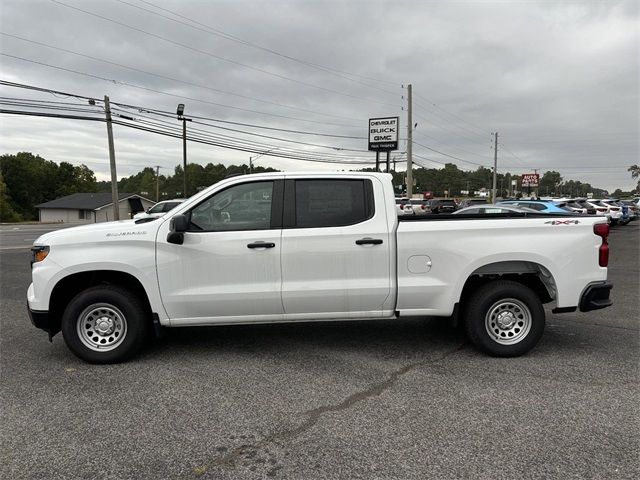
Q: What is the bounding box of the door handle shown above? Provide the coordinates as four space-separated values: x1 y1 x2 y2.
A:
247 242 276 249
355 238 383 245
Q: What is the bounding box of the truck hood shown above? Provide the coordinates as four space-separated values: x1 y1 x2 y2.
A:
34 218 164 246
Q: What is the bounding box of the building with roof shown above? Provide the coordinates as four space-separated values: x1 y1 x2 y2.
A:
35 192 155 223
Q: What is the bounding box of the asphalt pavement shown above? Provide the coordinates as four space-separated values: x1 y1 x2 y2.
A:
1 222 638 479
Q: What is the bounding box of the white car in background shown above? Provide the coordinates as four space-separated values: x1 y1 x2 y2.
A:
591 200 622 225
133 199 186 220
395 198 414 216
584 200 611 221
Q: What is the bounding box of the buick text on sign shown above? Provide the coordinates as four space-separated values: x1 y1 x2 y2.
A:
368 117 399 151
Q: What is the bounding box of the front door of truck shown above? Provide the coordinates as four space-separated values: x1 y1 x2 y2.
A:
156 178 284 324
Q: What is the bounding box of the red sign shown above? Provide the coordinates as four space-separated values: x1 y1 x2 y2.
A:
521 173 539 187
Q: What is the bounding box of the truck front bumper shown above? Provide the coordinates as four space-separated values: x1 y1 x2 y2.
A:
579 282 613 312
27 305 57 341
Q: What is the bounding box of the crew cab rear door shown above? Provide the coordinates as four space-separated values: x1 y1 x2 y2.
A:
280 176 392 318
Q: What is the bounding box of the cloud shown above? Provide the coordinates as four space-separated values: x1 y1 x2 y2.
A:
0 0 637 191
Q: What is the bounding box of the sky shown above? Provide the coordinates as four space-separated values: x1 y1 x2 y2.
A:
0 0 638 192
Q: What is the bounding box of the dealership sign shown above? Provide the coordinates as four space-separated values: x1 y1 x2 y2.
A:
368 117 399 151
521 173 540 187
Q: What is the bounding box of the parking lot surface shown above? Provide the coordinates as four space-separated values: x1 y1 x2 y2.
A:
1 223 638 479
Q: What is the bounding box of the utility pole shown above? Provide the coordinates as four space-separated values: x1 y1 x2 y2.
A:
182 118 187 197
104 95 119 221
155 165 161 201
406 84 413 198
249 156 253 174
492 132 498 203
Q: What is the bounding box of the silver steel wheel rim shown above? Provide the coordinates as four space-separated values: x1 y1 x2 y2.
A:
77 303 127 352
485 298 532 345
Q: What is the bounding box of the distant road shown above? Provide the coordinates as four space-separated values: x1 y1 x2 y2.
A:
0 224 78 250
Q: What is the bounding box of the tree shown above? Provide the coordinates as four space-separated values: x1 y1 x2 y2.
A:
1 152 58 220
628 164 640 192
0 170 21 222
540 171 562 196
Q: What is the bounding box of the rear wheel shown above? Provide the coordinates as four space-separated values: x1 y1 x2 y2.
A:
464 280 545 357
61 286 149 364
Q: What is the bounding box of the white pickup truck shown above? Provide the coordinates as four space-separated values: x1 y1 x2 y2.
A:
28 172 613 363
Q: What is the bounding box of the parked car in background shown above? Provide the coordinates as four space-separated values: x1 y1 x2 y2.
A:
605 199 630 225
583 200 610 220
427 198 457 213
498 200 575 214
454 205 539 215
409 199 431 216
458 198 488 209
133 199 186 220
395 197 414 216
553 199 594 215
620 200 639 220
571 199 597 215
590 200 622 225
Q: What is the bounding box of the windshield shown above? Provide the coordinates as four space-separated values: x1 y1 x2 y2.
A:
148 203 165 214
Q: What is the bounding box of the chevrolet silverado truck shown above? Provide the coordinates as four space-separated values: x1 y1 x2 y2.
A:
28 172 613 363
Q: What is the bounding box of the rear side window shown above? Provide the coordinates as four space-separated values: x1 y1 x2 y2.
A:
293 179 374 228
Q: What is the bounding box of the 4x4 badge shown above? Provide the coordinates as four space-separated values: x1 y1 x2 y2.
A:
544 220 580 225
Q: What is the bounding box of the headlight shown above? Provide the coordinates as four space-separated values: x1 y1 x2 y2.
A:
30 246 50 266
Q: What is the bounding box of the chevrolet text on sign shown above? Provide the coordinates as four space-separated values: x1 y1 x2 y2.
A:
368 117 399 151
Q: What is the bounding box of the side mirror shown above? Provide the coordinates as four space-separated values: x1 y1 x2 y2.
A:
167 214 188 245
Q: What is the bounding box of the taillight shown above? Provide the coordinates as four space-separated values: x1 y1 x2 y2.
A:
594 223 609 267
400 204 404 210
597 208 607 212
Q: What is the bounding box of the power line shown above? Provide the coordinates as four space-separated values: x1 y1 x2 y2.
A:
49 0 402 108
0 108 105 122
0 32 364 122
111 110 373 159
412 139 488 167
110 106 367 152
0 105 374 165
0 54 362 127
413 91 491 137
412 130 492 161
116 0 400 93
0 80 368 139
0 97 372 161
412 108 489 146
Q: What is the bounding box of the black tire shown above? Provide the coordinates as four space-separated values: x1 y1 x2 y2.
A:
61 285 149 364
464 280 545 357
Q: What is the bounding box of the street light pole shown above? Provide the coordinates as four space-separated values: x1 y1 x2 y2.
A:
177 104 191 198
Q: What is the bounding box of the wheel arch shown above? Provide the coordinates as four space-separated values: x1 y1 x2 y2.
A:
458 260 557 309
48 270 153 336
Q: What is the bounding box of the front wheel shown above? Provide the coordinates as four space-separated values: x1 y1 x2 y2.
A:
464 280 545 357
61 286 149 364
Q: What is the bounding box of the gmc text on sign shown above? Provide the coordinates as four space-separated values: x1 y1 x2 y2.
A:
368 117 399 151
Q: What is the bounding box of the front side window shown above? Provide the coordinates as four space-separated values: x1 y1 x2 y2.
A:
189 181 273 231
294 179 373 228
